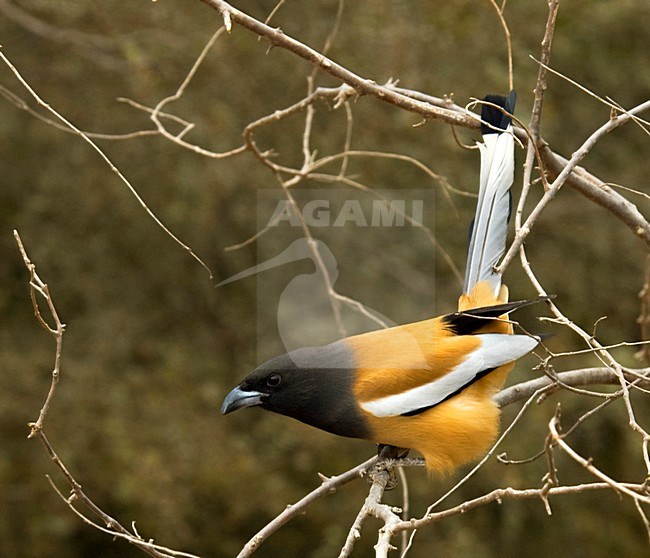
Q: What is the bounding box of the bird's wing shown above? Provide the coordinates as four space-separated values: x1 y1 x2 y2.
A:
443 296 551 335
359 333 537 417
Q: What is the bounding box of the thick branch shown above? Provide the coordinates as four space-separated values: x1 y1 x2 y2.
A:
540 145 650 243
200 0 474 127
495 367 650 408
499 98 650 272
199 1 650 248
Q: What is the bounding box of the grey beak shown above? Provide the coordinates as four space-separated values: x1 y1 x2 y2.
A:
221 386 264 415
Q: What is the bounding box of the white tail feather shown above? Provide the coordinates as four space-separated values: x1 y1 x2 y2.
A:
463 95 516 296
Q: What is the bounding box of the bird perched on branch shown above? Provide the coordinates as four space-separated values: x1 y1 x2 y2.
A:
222 91 542 473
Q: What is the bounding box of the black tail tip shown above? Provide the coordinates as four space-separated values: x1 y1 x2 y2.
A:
481 90 517 134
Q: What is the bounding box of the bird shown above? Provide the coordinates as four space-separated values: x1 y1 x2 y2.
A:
222 91 543 474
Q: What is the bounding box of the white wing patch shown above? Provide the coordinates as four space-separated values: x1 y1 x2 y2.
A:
360 334 538 418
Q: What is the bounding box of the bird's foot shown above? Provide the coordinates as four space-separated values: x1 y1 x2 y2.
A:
374 444 410 491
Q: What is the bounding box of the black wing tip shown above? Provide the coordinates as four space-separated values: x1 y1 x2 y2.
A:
443 294 554 336
481 90 517 134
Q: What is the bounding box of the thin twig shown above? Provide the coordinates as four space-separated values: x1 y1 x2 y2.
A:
14 231 64 434
391 482 649 535
237 458 376 558
0 52 214 279
487 0 514 91
549 410 650 504
15 231 192 558
148 27 248 160
199 0 650 247
499 98 650 273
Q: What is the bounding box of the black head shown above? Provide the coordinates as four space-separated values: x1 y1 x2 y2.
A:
221 341 369 439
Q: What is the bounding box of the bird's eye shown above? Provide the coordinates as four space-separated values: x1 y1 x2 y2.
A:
266 373 282 388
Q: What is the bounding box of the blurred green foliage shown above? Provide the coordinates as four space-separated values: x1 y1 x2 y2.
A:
1 1 649 556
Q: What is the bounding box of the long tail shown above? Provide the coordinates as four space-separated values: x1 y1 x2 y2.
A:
460 91 517 310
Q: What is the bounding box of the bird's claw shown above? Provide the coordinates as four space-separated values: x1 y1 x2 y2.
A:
371 444 410 491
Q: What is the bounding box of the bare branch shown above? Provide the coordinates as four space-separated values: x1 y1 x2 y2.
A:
199 0 471 126
15 231 199 558
487 0 514 91
529 0 560 140
494 367 650 408
14 231 64 434
236 458 376 558
540 146 650 243
499 98 650 273
512 0 560 242
391 481 649 535
338 468 396 558
199 0 650 251
9 2 650 555
0 51 214 279
549 409 650 505
0 85 159 140
147 27 248 159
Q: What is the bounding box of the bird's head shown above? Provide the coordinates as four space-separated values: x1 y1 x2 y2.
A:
221 351 299 415
221 342 369 439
